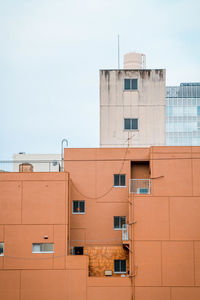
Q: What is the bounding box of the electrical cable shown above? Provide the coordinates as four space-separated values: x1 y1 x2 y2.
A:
69 140 130 200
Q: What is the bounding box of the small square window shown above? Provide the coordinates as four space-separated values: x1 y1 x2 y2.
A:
32 243 54 253
73 201 85 214
73 247 84 255
114 174 126 187
114 216 126 230
0 243 4 256
124 118 138 130
124 79 138 90
114 260 126 273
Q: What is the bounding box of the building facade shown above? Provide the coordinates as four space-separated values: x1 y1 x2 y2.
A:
100 53 200 148
1 146 200 300
100 53 166 148
166 83 200 146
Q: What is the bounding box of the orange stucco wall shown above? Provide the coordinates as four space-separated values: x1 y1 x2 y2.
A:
1 147 200 300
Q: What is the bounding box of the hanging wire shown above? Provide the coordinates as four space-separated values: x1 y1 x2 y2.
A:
69 140 130 200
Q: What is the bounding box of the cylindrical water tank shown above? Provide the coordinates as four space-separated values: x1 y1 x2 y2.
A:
19 163 33 172
124 52 146 69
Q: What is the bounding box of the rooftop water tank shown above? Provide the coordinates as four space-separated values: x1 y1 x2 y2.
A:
124 52 146 69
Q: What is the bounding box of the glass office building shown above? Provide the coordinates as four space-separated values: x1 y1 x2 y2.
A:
166 83 200 146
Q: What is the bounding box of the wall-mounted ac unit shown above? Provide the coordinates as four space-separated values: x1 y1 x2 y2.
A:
137 188 149 194
105 270 112 276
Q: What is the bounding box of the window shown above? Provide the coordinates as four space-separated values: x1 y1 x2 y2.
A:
124 118 138 130
114 174 126 187
0 243 4 256
32 243 54 253
124 79 138 90
73 201 85 214
114 260 126 273
73 247 84 255
114 216 126 230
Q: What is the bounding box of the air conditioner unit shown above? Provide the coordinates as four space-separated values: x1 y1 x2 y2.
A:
105 270 112 276
137 188 149 194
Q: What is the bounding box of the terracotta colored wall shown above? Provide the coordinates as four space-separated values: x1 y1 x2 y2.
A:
64 147 200 300
1 146 200 300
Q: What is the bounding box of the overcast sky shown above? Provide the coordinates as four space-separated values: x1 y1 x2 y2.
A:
1 0 200 159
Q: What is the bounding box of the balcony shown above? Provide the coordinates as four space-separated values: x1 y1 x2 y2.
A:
122 224 129 243
129 179 151 194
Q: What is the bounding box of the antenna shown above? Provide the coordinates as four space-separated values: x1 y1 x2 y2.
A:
118 34 120 69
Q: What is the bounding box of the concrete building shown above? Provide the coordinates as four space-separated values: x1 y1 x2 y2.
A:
166 82 200 146
100 52 166 148
12 153 61 172
1 146 200 300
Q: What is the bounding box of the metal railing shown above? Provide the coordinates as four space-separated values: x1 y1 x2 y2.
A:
122 224 129 241
0 160 62 173
129 179 151 194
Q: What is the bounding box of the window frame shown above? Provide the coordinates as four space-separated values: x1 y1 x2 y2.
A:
32 243 54 254
113 216 127 230
0 242 4 256
113 174 126 187
72 200 85 214
124 78 138 91
124 118 138 130
72 246 84 255
114 259 127 274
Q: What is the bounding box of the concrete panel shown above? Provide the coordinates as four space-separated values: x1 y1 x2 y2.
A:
22 181 66 224
53 225 66 269
162 241 194 286
152 158 192 196
0 181 21 224
134 197 169 240
87 286 132 300
21 270 68 300
0 270 20 300
0 225 3 240
170 197 200 240
4 225 54 269
87 277 131 286
193 159 200 196
70 228 86 247
194 241 200 286
171 287 200 300
135 287 170 300
67 269 86 300
82 202 128 246
134 241 161 286
66 255 88 270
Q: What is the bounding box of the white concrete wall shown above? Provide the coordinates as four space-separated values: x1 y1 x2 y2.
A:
100 69 166 147
13 154 61 172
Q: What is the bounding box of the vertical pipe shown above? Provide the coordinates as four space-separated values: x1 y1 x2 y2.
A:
118 35 120 69
61 139 68 172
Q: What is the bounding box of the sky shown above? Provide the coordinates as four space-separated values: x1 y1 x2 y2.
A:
1 0 200 159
